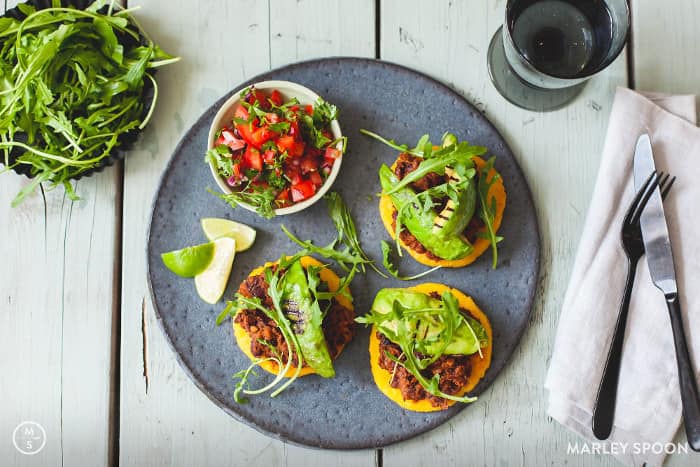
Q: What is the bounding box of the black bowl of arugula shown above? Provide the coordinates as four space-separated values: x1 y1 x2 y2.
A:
0 0 179 206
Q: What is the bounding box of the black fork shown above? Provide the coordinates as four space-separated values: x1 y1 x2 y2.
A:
592 171 676 440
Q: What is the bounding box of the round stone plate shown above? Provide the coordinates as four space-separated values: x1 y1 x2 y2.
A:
147 58 540 449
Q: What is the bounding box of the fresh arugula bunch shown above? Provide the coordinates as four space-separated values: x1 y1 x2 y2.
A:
0 0 179 206
356 290 488 404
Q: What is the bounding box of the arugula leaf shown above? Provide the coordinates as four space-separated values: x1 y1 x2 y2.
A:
383 144 484 196
360 129 423 157
292 97 339 149
206 146 234 178
300 113 331 149
215 300 236 325
476 157 504 269
280 192 385 277
306 263 355 318
209 184 277 219
281 225 368 273
361 129 485 197
0 1 179 205
312 98 338 125
380 240 441 280
324 191 386 277
267 121 290 133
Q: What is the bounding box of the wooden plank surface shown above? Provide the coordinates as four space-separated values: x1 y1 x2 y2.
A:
118 1 376 466
633 3 700 464
633 0 699 98
0 1 119 465
3 0 700 465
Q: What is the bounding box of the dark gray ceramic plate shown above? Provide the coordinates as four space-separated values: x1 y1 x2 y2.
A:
147 58 540 449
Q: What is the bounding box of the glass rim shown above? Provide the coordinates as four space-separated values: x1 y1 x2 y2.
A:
504 0 631 81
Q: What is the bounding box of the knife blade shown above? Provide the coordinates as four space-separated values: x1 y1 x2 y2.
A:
633 134 677 296
633 133 700 451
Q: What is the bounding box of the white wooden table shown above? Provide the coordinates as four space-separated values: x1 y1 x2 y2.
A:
2 1 698 466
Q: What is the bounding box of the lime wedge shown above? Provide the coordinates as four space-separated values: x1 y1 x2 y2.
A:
201 217 256 252
195 237 236 304
161 242 215 277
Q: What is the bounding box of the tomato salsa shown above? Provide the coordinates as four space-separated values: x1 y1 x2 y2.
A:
208 87 345 218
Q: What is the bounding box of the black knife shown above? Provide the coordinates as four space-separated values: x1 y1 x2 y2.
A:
635 134 700 452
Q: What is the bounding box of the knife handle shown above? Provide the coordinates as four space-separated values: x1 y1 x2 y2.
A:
666 294 700 452
592 258 638 440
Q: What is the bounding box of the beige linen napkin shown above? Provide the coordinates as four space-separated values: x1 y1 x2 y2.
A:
545 87 700 466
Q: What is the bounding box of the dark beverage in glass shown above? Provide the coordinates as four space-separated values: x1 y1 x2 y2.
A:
487 0 629 111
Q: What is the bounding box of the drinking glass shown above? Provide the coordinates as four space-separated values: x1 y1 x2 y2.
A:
487 0 630 112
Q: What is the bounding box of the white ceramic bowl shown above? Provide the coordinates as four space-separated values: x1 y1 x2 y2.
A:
207 80 343 216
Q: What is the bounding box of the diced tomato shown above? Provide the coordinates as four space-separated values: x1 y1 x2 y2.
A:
309 171 323 186
276 187 290 201
300 156 318 174
243 147 263 171
237 122 276 149
246 89 270 110
236 122 258 148
253 127 275 146
254 90 267 104
234 106 249 121
263 149 276 165
290 141 305 157
270 89 283 106
277 134 306 158
289 120 300 137
305 104 314 115
305 146 322 157
324 146 341 160
276 135 297 154
289 104 300 112
291 180 316 202
284 167 302 185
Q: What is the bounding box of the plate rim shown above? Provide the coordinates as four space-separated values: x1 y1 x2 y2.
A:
145 56 542 450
